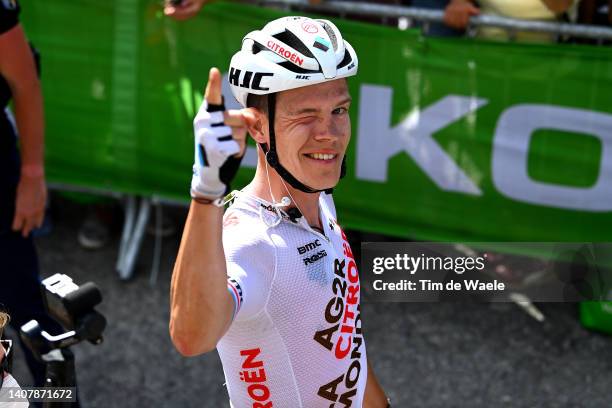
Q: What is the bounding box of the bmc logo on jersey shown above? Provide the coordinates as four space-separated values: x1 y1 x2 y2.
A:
298 239 322 255
229 68 273 91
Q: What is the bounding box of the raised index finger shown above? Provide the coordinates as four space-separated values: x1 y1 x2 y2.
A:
204 67 223 106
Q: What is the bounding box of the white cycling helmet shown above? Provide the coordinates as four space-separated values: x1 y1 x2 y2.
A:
229 16 358 108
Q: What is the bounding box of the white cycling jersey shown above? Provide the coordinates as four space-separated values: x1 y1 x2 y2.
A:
218 191 367 408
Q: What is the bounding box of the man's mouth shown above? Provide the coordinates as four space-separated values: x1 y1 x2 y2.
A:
305 153 338 161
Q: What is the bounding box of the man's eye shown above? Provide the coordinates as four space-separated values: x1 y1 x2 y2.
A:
332 107 348 115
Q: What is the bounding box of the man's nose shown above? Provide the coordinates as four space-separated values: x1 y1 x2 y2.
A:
312 116 340 142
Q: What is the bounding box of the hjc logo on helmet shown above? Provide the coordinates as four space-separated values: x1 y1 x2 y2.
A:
228 67 273 91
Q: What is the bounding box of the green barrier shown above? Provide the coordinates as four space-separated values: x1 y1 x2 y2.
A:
20 1 612 331
580 302 612 335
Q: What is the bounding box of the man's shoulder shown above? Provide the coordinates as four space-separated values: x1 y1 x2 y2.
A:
222 206 275 257
222 203 264 233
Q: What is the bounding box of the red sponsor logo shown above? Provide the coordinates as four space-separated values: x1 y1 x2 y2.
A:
239 348 273 408
266 40 304 66
314 223 363 406
301 21 318 34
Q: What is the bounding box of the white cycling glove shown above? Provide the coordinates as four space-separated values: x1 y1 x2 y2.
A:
190 99 244 200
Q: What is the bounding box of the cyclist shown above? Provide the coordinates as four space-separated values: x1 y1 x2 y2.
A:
170 16 389 407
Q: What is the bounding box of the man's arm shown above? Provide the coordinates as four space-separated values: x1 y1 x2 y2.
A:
363 358 389 408
0 23 46 237
444 0 480 30
169 68 250 356
170 201 234 356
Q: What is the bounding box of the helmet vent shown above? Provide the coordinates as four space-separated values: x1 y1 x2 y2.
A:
252 41 264 54
272 30 315 58
321 22 338 52
336 48 352 69
277 60 321 74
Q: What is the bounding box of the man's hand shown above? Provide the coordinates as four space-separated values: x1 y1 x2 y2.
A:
164 0 209 21
190 67 254 200
444 0 480 30
12 171 46 238
363 359 389 408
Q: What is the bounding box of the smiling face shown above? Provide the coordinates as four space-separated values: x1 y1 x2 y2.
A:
269 79 352 191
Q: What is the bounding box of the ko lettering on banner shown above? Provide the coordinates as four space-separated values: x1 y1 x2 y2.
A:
492 105 612 212
357 86 612 212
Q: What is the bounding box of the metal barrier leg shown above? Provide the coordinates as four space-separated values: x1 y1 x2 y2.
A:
116 195 136 273
116 197 151 280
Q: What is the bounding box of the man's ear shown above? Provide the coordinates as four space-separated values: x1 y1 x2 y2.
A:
243 107 267 144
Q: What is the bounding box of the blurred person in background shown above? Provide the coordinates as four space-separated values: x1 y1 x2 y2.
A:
164 0 329 20
164 0 210 20
407 0 464 37
1 313 28 407
576 0 611 43
1 311 29 408
578 0 612 25
0 0 63 392
444 0 579 41
76 196 122 250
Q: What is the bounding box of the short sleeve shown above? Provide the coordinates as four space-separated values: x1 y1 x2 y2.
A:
223 212 275 322
0 0 20 35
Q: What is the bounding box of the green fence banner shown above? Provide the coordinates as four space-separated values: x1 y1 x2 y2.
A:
20 1 612 241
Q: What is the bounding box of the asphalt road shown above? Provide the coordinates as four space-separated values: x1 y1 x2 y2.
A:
6 197 612 408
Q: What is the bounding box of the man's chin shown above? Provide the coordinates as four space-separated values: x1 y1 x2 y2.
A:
308 177 340 192
289 168 341 191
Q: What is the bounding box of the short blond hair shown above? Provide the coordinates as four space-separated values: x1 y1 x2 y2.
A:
0 312 9 336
